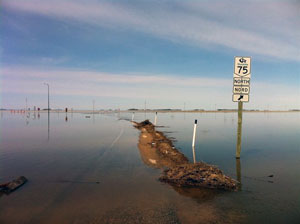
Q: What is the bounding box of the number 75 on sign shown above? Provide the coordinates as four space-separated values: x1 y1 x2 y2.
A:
234 56 251 78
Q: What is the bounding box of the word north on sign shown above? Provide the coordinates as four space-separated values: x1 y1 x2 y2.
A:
233 77 250 86
234 56 251 78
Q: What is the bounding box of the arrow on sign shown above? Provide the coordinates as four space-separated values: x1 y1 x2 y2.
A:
233 94 249 102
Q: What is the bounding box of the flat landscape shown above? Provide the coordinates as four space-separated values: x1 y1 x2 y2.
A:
1 111 299 223
1 1 299 223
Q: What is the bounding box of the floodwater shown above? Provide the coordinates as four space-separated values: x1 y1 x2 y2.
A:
0 110 299 224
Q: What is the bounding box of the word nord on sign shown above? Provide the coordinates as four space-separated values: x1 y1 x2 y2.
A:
233 86 250 94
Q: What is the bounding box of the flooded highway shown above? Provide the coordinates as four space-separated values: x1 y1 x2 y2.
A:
0 111 299 223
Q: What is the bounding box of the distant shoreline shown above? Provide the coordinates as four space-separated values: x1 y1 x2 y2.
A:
2 109 299 113
124 110 300 113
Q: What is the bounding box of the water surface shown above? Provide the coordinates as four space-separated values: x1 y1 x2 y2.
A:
0 111 299 223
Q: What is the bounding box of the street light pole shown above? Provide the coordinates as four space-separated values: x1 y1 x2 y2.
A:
44 83 50 141
44 83 50 110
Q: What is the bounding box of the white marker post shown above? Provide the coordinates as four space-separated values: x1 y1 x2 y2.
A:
192 119 197 147
132 112 135 122
154 112 157 125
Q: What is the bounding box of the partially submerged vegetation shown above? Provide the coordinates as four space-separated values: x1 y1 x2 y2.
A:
133 120 238 191
0 176 27 194
160 163 237 190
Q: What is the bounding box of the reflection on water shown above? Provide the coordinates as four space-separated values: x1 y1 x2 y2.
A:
48 111 50 142
0 111 299 223
236 159 242 191
192 146 196 164
171 185 218 202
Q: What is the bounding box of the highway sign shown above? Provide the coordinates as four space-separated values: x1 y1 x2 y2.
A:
233 56 251 103
233 86 250 94
234 56 251 78
232 94 249 102
233 77 250 86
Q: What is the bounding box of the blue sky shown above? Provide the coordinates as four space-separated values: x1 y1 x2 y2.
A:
1 0 299 110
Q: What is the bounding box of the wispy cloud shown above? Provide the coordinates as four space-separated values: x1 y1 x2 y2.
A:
1 66 230 89
3 0 300 61
1 66 299 110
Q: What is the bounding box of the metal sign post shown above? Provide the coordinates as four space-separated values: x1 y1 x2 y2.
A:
233 56 251 158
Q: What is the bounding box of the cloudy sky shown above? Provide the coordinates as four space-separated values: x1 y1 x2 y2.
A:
1 0 299 110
